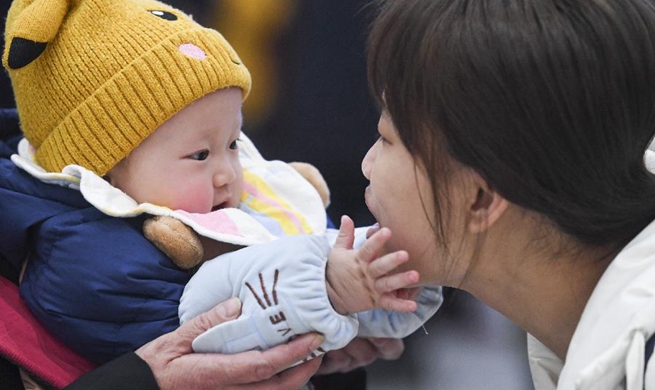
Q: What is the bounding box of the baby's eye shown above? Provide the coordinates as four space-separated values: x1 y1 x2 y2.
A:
188 150 209 161
229 139 239 150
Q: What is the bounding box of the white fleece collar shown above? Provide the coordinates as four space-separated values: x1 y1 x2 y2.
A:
11 135 326 246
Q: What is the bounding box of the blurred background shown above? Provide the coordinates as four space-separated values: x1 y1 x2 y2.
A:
0 1 534 388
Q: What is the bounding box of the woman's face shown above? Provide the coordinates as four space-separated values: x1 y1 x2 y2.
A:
362 112 473 287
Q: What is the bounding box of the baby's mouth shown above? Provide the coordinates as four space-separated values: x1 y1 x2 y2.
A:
211 202 228 212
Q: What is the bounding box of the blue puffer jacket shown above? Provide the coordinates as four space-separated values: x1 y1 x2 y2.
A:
0 131 188 364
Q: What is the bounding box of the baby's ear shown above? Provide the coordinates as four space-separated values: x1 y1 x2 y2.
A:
3 0 69 70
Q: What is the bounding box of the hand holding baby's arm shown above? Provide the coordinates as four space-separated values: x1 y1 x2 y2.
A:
326 216 419 315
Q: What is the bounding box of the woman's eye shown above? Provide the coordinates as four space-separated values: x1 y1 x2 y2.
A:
189 150 209 161
229 139 239 150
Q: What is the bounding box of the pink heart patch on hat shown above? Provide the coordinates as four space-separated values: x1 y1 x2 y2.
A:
179 43 207 60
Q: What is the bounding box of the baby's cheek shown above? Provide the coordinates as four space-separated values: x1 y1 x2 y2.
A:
169 190 212 213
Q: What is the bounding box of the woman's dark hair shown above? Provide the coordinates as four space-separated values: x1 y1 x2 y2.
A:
368 0 655 249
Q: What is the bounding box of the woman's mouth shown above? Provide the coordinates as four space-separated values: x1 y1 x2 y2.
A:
364 186 377 215
364 186 382 237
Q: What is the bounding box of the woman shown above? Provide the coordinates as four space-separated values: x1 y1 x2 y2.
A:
363 0 655 389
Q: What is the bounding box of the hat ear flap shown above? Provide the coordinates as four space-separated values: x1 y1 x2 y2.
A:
3 0 70 70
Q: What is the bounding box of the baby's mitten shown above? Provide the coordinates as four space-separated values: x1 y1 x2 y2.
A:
179 235 358 355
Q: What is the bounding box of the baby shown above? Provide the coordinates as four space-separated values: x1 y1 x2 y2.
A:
1 0 442 367
103 86 440 357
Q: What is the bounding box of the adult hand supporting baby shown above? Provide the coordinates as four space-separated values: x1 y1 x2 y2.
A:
136 297 324 390
316 337 405 375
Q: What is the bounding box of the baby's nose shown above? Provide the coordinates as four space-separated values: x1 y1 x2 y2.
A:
213 165 237 187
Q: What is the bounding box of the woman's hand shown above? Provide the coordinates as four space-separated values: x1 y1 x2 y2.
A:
136 297 324 390
315 337 404 375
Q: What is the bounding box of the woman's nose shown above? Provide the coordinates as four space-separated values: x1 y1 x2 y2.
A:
362 142 378 180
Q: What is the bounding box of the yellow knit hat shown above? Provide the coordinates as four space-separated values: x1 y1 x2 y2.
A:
2 0 252 176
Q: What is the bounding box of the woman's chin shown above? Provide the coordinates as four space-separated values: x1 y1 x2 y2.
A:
366 222 381 238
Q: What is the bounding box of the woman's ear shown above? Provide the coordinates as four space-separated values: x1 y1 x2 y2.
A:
467 177 508 233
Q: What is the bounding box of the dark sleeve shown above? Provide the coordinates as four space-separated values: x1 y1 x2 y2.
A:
64 353 159 390
0 356 23 390
312 369 367 390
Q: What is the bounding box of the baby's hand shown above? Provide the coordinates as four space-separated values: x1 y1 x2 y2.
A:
326 216 419 315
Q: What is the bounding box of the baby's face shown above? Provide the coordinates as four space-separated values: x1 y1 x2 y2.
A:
107 88 244 213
